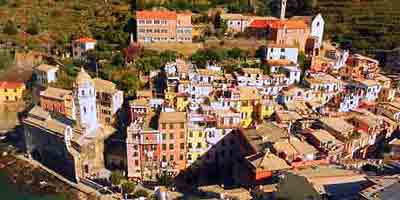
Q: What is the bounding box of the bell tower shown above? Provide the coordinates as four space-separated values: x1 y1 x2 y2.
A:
280 0 287 20
73 68 98 135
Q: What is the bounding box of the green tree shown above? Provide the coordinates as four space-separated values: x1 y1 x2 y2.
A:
119 73 140 96
0 0 8 6
156 171 173 188
121 181 136 194
110 170 124 186
112 52 125 67
3 20 18 35
132 189 149 198
0 50 13 70
26 18 40 35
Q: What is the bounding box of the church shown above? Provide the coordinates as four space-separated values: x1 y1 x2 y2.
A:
23 68 115 182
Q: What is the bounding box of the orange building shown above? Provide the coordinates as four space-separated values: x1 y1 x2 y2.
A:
39 87 75 119
136 10 192 43
0 81 25 103
158 112 187 174
249 19 310 51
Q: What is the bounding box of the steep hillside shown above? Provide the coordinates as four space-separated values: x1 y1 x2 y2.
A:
315 0 400 52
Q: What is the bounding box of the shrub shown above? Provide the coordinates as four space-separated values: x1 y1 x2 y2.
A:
3 20 18 35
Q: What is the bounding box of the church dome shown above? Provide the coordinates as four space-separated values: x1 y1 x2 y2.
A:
75 68 93 86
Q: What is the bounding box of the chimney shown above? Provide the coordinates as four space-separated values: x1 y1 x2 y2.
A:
280 0 287 20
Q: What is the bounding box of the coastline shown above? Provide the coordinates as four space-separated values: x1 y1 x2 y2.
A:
0 141 98 200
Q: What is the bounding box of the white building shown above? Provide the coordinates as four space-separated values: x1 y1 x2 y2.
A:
221 14 252 33
310 14 325 48
72 37 96 59
33 64 59 86
266 44 299 64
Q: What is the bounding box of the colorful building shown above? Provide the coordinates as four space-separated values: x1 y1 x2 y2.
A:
158 112 187 173
0 81 25 103
72 37 96 59
39 87 75 119
136 10 192 43
33 64 59 86
93 78 124 126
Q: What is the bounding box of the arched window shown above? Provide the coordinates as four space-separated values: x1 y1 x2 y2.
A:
81 90 85 96
83 107 87 114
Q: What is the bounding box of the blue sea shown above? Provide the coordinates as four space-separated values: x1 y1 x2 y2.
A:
0 171 65 200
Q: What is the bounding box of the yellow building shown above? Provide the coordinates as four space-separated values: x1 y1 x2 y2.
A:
187 128 208 164
259 100 279 120
0 81 25 103
239 87 260 128
175 93 189 112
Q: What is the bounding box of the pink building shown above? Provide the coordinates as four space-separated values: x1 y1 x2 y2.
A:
136 10 192 43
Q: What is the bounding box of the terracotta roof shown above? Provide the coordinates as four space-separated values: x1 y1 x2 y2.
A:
159 112 186 123
136 90 152 98
35 64 58 72
273 140 298 156
289 137 318 155
248 152 290 171
305 74 341 84
136 10 177 20
220 13 249 20
93 78 118 93
40 87 72 100
250 19 308 29
242 68 263 75
75 37 96 43
130 99 148 107
267 59 296 66
319 117 354 134
0 81 25 89
276 111 302 122
310 129 342 145
239 86 259 100
389 138 400 146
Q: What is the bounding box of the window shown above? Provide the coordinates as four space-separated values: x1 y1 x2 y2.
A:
135 160 139 165
180 143 185 149
134 145 138 150
154 20 160 24
83 107 87 114
281 48 285 52
162 123 166 129
170 155 174 161
146 20 152 24
280 55 286 59
169 133 174 140
169 144 174 150
4 89 7 92
162 134 166 140
133 152 138 157
180 132 184 139
197 143 202 148
14 89 17 92
180 123 184 128
189 132 193 138
169 124 174 129
188 154 192 161
81 90 85 95
179 154 184 160
162 144 167 150
162 155 167 162
188 143 192 149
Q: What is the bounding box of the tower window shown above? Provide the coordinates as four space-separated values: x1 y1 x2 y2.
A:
82 90 85 96
83 107 87 114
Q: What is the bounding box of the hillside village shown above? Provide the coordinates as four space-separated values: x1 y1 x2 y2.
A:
1 0 400 200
